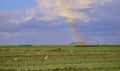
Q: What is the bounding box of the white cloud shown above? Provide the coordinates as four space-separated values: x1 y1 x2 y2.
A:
24 0 60 21
0 0 113 24
24 0 113 23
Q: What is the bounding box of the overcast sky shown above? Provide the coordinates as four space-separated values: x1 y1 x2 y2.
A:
0 0 120 44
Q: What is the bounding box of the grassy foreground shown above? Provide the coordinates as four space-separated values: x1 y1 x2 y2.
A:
0 45 120 71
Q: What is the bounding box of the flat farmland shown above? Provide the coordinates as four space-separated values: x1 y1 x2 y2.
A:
0 45 120 71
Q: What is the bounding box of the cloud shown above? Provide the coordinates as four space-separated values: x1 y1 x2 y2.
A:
0 11 24 25
0 31 73 44
24 0 60 21
1 0 120 44
25 0 113 22
0 0 116 24
0 32 21 39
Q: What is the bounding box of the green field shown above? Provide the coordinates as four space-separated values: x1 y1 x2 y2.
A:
0 45 120 71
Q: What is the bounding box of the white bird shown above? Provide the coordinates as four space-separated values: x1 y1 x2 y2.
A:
14 58 18 61
44 55 48 60
38 52 41 54
70 50 73 53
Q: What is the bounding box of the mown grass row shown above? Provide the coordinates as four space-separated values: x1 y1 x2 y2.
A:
0 66 120 71
0 45 120 71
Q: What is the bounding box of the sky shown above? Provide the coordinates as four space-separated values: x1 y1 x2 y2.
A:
0 0 120 44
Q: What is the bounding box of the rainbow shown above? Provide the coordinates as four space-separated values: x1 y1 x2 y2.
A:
67 19 82 42
55 0 82 42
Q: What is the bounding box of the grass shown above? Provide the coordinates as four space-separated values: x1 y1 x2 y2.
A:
0 45 120 71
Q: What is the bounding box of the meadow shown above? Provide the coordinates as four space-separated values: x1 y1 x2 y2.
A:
0 45 120 71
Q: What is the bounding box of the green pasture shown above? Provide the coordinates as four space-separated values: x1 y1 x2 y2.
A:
0 45 120 71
